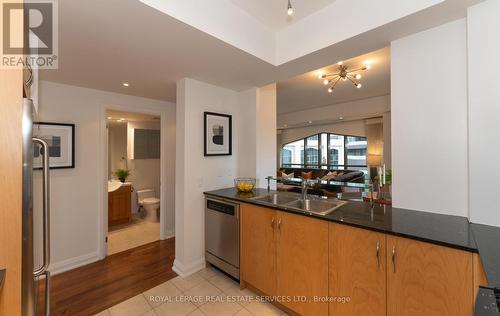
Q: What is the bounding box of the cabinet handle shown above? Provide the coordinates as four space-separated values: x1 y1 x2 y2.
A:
277 218 282 230
391 245 396 273
376 241 380 270
271 217 275 229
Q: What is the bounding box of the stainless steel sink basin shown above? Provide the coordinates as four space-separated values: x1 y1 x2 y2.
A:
251 194 299 205
284 199 347 216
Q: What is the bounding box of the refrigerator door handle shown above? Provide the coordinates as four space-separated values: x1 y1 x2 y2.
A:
32 138 50 277
41 271 50 316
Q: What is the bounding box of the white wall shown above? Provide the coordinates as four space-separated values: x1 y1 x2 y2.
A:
174 78 277 277
126 120 161 212
34 81 175 274
278 95 390 128
175 78 241 276
279 120 367 149
391 19 468 216
467 0 500 227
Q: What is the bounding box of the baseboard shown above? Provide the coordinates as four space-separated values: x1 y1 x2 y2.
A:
49 252 100 275
172 257 206 278
162 229 175 240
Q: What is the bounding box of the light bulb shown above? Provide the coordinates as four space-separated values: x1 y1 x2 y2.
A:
365 65 371 70
356 83 362 89
337 61 343 66
122 82 129 87
342 77 347 81
328 87 333 93
323 79 329 85
287 0 293 15
317 72 324 79
355 74 362 79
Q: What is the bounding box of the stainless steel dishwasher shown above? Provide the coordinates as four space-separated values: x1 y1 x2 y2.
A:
205 196 240 279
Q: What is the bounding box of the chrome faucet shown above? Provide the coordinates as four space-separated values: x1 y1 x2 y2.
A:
301 179 310 201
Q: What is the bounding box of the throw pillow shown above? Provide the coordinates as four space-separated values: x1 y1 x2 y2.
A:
301 171 313 179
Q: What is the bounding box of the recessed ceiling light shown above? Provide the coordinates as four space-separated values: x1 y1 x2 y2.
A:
107 117 112 120
308 121 313 124
339 116 344 120
287 0 293 15
122 82 129 87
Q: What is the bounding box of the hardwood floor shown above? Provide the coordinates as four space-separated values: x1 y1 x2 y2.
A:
37 238 176 316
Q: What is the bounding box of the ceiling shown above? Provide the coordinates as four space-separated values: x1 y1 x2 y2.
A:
40 0 483 103
277 47 391 114
40 0 275 102
230 0 337 31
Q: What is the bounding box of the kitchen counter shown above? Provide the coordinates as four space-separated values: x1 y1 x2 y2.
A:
205 188 477 252
471 223 500 289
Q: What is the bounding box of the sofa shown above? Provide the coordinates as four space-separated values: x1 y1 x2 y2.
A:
277 168 365 196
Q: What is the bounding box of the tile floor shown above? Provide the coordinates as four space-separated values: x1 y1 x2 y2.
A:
108 215 160 255
94 266 288 316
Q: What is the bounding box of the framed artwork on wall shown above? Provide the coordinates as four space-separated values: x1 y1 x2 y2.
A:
204 112 232 156
33 122 75 169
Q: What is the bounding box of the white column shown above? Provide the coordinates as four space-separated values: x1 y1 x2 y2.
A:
467 0 500 227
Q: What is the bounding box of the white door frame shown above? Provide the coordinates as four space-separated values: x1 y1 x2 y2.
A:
98 104 169 259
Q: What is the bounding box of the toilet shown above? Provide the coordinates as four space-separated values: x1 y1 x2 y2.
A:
137 189 160 222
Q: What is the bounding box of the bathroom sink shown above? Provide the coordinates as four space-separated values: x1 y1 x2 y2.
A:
284 199 347 216
108 180 122 192
251 193 299 205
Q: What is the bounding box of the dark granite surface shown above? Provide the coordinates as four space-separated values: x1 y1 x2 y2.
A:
205 188 477 252
471 223 500 289
475 287 499 316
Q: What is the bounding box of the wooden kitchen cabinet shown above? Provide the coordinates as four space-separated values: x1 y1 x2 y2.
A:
386 235 473 316
329 223 386 316
240 203 277 296
277 211 329 316
240 205 329 316
108 184 132 227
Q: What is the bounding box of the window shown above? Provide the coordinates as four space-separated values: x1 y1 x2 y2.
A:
280 132 368 172
281 139 304 167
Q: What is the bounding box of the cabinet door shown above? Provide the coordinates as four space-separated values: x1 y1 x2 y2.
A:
240 203 277 295
277 211 329 316
108 186 131 226
387 235 473 316
329 223 386 316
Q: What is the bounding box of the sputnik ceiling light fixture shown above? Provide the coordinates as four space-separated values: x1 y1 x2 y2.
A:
287 0 294 15
318 61 371 94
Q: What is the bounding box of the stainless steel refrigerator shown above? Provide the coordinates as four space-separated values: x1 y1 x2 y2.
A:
22 98 51 316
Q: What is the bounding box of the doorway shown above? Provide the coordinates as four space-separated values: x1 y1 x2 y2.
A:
104 109 164 256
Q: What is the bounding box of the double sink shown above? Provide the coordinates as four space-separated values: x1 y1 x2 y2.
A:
251 193 347 216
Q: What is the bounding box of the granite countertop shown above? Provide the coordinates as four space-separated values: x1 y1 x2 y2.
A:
205 188 477 252
471 223 500 289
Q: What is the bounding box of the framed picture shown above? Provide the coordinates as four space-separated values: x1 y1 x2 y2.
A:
204 112 232 156
33 122 75 169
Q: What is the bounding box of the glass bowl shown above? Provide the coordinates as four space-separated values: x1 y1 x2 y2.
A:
234 178 256 192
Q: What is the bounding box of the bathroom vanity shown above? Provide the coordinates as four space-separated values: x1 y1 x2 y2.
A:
108 181 132 226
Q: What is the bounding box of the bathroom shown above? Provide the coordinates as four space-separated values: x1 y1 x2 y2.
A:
106 110 161 255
